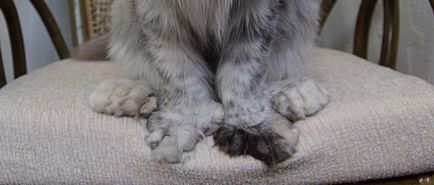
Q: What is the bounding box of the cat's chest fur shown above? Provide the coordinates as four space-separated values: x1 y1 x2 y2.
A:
174 0 232 41
134 0 234 43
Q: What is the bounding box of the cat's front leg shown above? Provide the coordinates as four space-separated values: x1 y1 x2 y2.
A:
89 66 223 164
214 40 300 166
142 43 224 163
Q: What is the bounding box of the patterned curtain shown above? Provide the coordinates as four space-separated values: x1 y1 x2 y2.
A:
82 0 113 40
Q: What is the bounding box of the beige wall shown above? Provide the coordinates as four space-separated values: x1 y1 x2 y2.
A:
319 0 434 84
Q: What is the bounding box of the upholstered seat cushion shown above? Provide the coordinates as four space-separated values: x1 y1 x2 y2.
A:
0 48 433 184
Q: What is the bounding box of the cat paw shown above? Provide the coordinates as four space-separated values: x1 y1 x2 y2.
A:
147 104 224 163
272 78 329 121
214 114 299 166
89 79 157 118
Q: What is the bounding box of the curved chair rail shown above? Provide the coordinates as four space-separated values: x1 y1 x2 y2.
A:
431 0 434 13
0 0 70 88
30 0 70 59
0 45 5 87
0 0 26 86
319 0 337 30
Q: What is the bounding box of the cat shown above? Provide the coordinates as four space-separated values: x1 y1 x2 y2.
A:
85 0 329 166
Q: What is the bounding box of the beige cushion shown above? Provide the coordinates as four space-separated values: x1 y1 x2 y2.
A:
0 48 433 184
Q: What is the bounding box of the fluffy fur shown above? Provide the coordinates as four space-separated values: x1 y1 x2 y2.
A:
88 0 329 166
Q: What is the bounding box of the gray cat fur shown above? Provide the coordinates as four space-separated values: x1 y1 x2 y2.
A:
94 0 329 166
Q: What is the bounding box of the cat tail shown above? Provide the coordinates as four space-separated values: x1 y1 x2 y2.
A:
72 34 110 61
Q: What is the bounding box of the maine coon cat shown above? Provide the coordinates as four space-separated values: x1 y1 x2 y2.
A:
87 0 329 166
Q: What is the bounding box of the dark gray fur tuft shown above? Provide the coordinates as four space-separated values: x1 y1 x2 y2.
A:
214 124 295 166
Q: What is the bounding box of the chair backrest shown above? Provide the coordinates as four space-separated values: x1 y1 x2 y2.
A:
321 0 433 69
0 45 5 87
79 0 432 70
320 0 401 69
1 0 433 88
0 0 70 88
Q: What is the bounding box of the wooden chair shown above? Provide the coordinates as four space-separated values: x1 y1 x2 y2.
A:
0 1 433 184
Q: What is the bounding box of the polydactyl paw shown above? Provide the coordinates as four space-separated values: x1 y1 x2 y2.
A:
272 78 329 121
89 79 157 118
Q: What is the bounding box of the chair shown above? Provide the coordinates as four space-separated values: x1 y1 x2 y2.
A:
0 0 433 184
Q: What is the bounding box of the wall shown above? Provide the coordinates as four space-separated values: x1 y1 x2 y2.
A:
319 0 434 84
0 0 73 83
1 0 433 84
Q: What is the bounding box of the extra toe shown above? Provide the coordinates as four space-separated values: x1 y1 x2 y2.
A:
272 79 329 121
89 79 155 117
